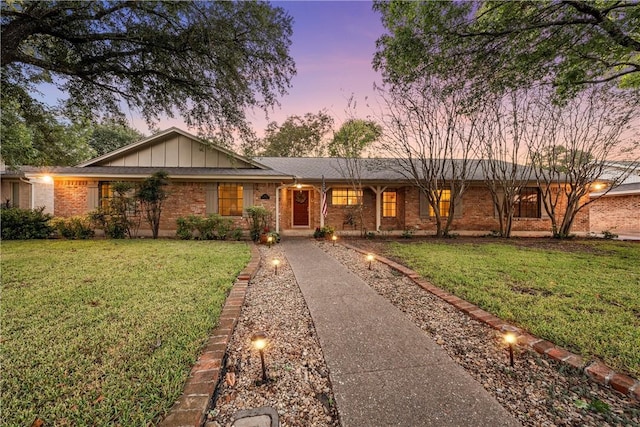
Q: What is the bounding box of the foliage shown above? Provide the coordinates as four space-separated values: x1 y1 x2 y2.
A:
328 119 382 157
373 1 640 98
388 240 640 377
0 206 52 239
1 1 295 146
1 240 250 426
313 225 335 238
50 215 94 240
89 208 127 239
0 94 95 167
401 228 414 239
246 111 334 157
88 120 144 156
136 172 169 239
176 214 234 240
601 230 619 240
245 205 272 241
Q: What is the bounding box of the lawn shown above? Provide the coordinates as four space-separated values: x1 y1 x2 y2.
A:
1 240 250 427
387 240 640 378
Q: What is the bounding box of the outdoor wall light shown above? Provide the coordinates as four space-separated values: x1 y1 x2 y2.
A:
296 183 302 189
272 259 280 275
504 332 517 367
251 331 269 383
332 235 337 246
367 253 375 270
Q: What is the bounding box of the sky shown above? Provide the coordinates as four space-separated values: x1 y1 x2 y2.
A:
34 1 386 137
140 1 386 136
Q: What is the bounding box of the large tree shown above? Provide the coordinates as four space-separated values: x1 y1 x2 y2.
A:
373 1 640 97
247 111 334 157
1 1 296 150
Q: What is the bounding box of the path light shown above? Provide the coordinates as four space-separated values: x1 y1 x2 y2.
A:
332 235 337 246
267 235 273 248
251 331 269 384
504 332 517 367
367 253 375 270
272 259 280 275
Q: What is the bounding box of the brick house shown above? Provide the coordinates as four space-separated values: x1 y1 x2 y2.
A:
1 127 587 237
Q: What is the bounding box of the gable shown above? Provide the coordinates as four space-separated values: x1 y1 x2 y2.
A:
79 128 259 169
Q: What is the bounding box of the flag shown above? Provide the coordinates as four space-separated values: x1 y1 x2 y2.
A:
321 175 327 218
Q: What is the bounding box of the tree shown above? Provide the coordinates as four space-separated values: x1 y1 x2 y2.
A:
0 93 95 167
376 77 481 237
373 1 640 97
328 118 382 234
88 121 144 157
248 111 334 157
136 171 169 239
2 1 296 146
475 90 535 238
526 85 639 238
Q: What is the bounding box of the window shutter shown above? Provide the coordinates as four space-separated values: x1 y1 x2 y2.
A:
206 183 218 214
242 183 253 215
87 182 99 210
419 190 429 218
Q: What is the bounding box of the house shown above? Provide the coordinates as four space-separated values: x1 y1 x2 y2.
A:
1 127 588 237
589 161 640 238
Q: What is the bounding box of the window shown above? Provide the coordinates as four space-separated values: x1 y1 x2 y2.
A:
218 183 243 216
514 187 541 218
331 188 362 206
429 189 451 217
382 191 397 217
98 182 113 209
11 182 20 207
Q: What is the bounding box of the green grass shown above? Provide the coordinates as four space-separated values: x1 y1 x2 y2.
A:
1 240 250 427
387 240 640 377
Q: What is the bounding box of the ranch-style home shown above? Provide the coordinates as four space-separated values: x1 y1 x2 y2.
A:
1 127 589 237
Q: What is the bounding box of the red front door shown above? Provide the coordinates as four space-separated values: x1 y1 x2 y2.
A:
293 190 310 227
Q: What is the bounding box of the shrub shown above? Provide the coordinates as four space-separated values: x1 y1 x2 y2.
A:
602 230 618 240
89 208 128 239
176 214 234 240
246 205 271 241
313 225 335 238
230 228 244 241
50 216 95 239
0 207 53 240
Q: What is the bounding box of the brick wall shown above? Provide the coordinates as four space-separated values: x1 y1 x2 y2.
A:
54 180 88 216
589 194 640 234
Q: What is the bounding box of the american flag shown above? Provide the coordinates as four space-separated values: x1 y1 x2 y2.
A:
321 175 327 218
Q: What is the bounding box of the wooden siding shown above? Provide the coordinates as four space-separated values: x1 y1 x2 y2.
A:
95 134 254 168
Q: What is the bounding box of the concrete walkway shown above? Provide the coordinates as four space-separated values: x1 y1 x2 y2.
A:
282 239 521 427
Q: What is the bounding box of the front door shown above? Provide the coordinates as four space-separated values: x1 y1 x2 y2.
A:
292 190 310 227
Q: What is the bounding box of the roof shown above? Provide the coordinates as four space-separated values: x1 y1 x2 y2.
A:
257 157 535 182
591 182 640 197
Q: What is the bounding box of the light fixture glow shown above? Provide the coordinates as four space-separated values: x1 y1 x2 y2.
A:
296 183 302 189
332 235 337 246
367 253 374 270
41 175 53 184
272 258 280 275
504 332 517 367
251 331 269 383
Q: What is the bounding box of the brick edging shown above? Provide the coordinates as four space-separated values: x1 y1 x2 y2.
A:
343 243 640 401
159 244 261 427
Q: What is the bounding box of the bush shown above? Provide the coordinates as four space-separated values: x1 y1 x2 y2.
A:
176 214 234 240
313 225 335 238
0 207 53 240
50 216 95 239
89 208 128 239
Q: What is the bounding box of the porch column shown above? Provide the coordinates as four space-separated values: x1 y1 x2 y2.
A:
369 185 387 232
275 184 286 233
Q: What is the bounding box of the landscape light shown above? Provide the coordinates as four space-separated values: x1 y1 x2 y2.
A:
267 235 273 248
367 253 374 270
504 332 517 367
272 259 280 275
332 235 337 246
251 331 269 383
